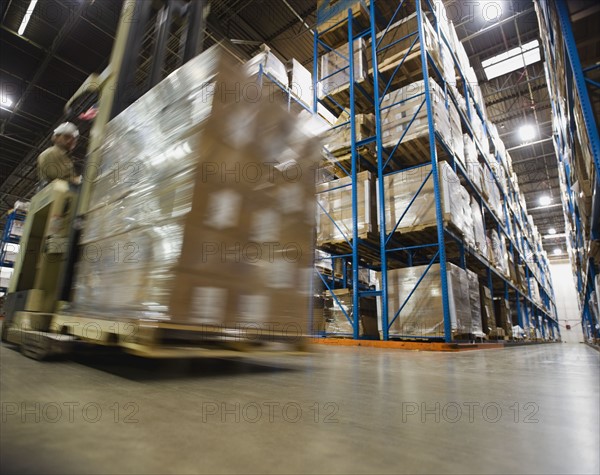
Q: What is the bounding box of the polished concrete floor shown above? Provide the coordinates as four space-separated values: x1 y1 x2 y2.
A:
1 341 598 474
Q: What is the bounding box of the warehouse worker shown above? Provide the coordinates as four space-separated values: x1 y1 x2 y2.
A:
37 122 81 187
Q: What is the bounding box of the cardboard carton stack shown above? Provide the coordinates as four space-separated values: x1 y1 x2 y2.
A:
380 262 472 338
317 171 376 245
323 288 379 338
71 46 322 335
383 161 472 238
380 79 452 152
318 38 368 99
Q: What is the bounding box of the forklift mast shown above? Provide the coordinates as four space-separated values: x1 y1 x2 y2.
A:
4 0 208 326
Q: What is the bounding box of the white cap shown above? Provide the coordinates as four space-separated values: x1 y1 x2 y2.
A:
53 122 79 138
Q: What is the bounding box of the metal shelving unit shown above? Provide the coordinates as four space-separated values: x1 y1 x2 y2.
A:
313 0 560 342
0 209 27 294
535 0 600 342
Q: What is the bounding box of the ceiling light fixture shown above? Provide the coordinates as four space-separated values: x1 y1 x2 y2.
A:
519 124 537 142
548 228 556 235
0 96 13 110
553 248 562 256
18 0 39 36
482 39 541 80
539 195 552 207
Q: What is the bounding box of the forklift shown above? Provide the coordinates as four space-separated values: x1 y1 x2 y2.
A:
1 0 308 360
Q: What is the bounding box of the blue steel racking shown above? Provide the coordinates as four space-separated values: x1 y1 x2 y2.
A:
313 0 560 342
535 0 600 342
0 209 27 293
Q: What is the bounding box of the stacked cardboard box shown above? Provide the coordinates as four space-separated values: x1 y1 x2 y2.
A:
494 298 513 337
288 58 314 110
323 288 378 337
245 44 289 87
380 262 472 338
374 12 441 78
488 230 509 278
316 0 370 35
482 168 504 221
380 79 453 152
471 197 487 257
383 161 472 238
324 112 375 156
316 171 376 245
72 47 322 335
318 38 368 99
479 283 496 335
466 269 484 336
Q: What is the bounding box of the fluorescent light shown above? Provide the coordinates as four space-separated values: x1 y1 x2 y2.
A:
539 195 552 206
18 0 39 36
482 40 541 80
548 228 556 235
0 96 12 110
553 248 562 256
519 124 537 142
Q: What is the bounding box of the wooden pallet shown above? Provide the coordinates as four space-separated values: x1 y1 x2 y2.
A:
382 132 452 169
316 1 372 49
318 232 384 266
49 313 310 358
321 146 379 177
318 78 375 114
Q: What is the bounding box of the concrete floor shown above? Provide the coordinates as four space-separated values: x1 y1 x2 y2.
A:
1 341 598 475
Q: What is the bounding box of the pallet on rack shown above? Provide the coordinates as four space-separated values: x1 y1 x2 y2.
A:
319 78 374 115
382 132 452 169
316 1 372 49
317 230 399 267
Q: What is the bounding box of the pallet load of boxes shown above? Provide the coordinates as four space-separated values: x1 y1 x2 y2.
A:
67 46 326 345
310 0 558 341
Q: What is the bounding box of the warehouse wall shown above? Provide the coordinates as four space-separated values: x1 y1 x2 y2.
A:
549 259 583 343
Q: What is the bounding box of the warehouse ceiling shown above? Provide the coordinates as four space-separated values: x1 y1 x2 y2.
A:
1 0 599 259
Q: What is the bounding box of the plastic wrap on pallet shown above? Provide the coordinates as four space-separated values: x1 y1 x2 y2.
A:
459 185 475 248
324 112 375 156
489 230 509 277
471 197 487 257
380 79 452 151
317 171 376 245
380 262 472 338
375 12 441 82
448 21 471 75
245 44 289 88
318 38 367 99
323 288 378 337
440 35 457 88
70 47 322 333
466 269 484 336
528 277 541 304
383 161 467 236
479 283 496 334
483 167 503 220
448 99 464 165
494 298 513 337
289 58 313 110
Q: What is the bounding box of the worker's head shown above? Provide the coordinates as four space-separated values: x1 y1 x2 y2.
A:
52 122 79 151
